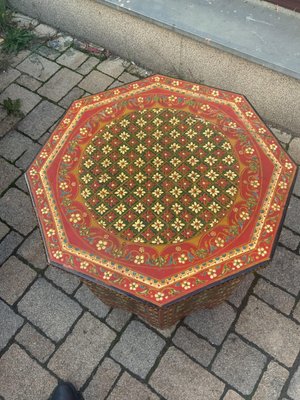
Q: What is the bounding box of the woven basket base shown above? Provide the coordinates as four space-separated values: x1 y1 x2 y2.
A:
82 276 243 329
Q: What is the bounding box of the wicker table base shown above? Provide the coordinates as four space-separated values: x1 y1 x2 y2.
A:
82 276 242 329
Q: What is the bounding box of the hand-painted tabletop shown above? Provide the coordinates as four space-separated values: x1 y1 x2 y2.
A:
26 75 296 306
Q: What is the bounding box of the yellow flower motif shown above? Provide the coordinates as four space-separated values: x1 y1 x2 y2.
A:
234 96 242 103
187 156 198 166
98 188 109 198
215 237 225 247
207 186 220 198
224 170 237 181
246 111 254 117
152 203 164 214
178 254 188 264
187 142 197 152
172 80 180 86
133 83 139 89
155 292 164 301
228 122 237 128
152 188 163 198
135 187 146 198
170 187 183 199
258 127 266 133
41 207 49 214
201 104 210 111
114 219 125 231
93 95 101 101
40 151 48 159
96 240 108 250
152 220 164 231
118 159 128 169
80 261 89 270
226 186 237 197
53 135 59 141
207 268 217 279
106 107 113 114
203 129 214 138
205 155 218 166
212 90 219 96
258 247 267 257
74 101 82 108
98 173 110 183
168 95 177 102
86 144 96 154
223 155 235 165
264 224 273 233
233 259 243 269
208 202 221 214
153 173 163 182
120 131 130 141
285 162 293 170
69 213 81 223
134 255 145 264
84 159 94 168
53 250 63 259
103 271 112 280
63 154 71 162
278 181 287 189
251 180 260 188
270 143 277 151
191 218 203 230
115 204 127 215
245 147 254 154
189 186 201 197
115 188 127 198
170 157 181 167
133 203 145 214
136 144 146 154
30 169 37 176
47 229 55 237
172 218 185 232
59 182 68 190
103 145 112 154
103 132 112 141
63 118 70 124
36 188 43 195
240 211 250 220
129 282 139 290
171 203 183 215
170 171 181 182
205 170 219 181
79 127 88 136
133 219 145 232
154 76 161 82
134 172 146 183
192 85 200 91
271 204 280 211
189 202 202 214
81 188 91 199
96 204 108 214
182 281 191 290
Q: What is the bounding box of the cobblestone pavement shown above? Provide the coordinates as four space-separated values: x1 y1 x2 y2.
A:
1 14 300 400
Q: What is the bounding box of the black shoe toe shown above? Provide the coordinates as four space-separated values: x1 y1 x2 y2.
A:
51 382 82 400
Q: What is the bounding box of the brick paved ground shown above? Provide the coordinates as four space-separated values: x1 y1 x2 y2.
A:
0 14 300 400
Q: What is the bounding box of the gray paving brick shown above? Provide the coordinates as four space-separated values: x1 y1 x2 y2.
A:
236 296 300 367
58 86 85 109
15 175 29 193
0 158 21 193
15 141 41 170
0 114 22 138
75 284 110 318
78 70 114 93
17 229 48 269
0 68 21 92
57 48 88 69
0 83 41 114
107 80 123 89
254 278 295 315
253 361 288 400
284 196 300 234
47 34 73 52
111 320 165 379
36 45 61 60
288 365 300 400
212 334 266 395
150 347 225 400
33 23 57 38
12 12 39 28
45 266 80 294
10 50 31 67
16 74 42 91
118 72 138 83
48 312 115 387
97 57 125 78
0 189 36 235
185 302 236 345
0 221 9 240
279 227 300 251
38 131 50 145
18 100 64 140
0 130 33 162
15 323 55 363
228 273 255 307
153 322 178 338
0 344 57 400
108 372 159 400
38 68 82 102
0 231 23 265
269 126 292 144
0 256 36 305
18 278 82 341
289 138 300 165
293 169 300 197
77 56 99 75
0 300 23 350
106 308 131 331
258 247 300 295
223 390 244 400
126 63 151 78
172 326 216 367
293 300 300 322
83 358 121 400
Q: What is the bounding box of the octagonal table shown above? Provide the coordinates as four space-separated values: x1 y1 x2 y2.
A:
26 75 296 328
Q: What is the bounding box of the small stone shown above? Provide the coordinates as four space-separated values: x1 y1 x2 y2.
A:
228 273 255 307
106 308 131 331
172 326 216 367
57 48 88 69
38 68 82 102
284 196 300 235
289 138 300 164
97 57 125 78
185 302 236 345
47 34 73 52
34 23 57 38
83 358 121 400
126 63 151 78
279 227 300 250
18 278 82 341
0 221 9 240
253 361 288 400
0 130 33 162
15 142 41 170
0 344 57 400
12 12 39 28
45 266 80 294
0 83 41 114
212 334 266 395
293 169 300 197
59 87 85 108
0 158 21 194
223 390 245 400
77 57 99 75
16 74 42 91
0 188 36 235
16 323 55 363
254 278 295 315
0 256 36 305
18 100 64 140
17 54 60 82
48 313 116 388
37 45 61 60
150 347 225 400
269 126 291 144
0 231 23 265
258 247 300 295
75 284 110 318
293 301 300 322
236 296 300 367
0 300 23 350
0 68 21 92
111 320 165 378
79 70 114 94
288 365 300 400
118 72 138 83
108 372 159 400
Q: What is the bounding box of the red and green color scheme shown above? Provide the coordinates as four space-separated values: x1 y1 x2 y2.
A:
26 74 297 307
